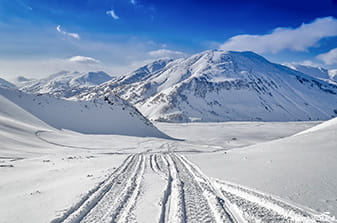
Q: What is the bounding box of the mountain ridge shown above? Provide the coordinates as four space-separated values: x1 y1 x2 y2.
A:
74 50 337 122
20 71 113 98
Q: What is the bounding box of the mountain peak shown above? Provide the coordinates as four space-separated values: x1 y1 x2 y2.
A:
80 49 337 122
20 70 113 98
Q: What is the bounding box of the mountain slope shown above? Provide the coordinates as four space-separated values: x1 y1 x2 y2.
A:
329 69 337 82
0 90 56 154
0 87 169 138
285 64 331 80
20 71 112 98
0 78 16 89
188 117 337 218
79 50 337 122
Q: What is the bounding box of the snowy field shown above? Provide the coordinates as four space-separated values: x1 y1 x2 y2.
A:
2 109 337 222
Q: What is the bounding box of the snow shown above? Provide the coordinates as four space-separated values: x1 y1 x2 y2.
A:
296 117 337 135
0 87 168 138
1 56 337 222
286 64 331 80
78 50 337 123
0 78 16 89
1 95 337 222
329 69 337 82
20 71 112 98
134 156 166 223
187 119 337 219
155 121 320 149
0 153 127 223
12 76 35 88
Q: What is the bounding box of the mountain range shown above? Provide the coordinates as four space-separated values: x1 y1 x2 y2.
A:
2 50 337 123
73 50 337 122
20 71 112 98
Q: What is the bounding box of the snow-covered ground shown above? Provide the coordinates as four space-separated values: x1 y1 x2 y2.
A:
187 120 337 221
1 87 337 222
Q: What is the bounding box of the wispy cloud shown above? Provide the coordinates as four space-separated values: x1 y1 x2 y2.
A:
69 56 100 64
220 17 337 53
148 49 186 59
317 48 337 65
106 9 119 20
130 0 136 5
56 25 80 39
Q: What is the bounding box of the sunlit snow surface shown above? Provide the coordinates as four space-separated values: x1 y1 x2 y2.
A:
1 87 337 222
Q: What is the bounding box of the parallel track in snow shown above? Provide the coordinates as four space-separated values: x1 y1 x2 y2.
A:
51 153 334 223
51 154 145 223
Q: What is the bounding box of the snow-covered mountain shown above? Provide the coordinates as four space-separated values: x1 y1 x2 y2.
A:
0 87 169 138
113 58 173 85
329 69 337 82
79 50 337 122
286 64 331 80
12 76 35 88
20 71 113 98
0 78 16 89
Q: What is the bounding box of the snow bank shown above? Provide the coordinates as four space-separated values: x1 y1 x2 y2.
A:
296 117 337 135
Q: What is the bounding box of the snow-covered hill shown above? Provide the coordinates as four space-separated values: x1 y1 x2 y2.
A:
79 50 337 122
20 71 113 98
0 87 168 138
0 89 60 156
0 78 16 89
189 117 337 219
296 116 337 135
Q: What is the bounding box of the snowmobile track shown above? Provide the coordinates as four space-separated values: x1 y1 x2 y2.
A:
51 152 335 223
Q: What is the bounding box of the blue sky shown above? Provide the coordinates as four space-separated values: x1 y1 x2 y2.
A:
1 0 337 79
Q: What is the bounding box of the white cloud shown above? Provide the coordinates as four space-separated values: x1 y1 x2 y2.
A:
130 0 136 5
220 17 337 53
283 60 323 68
317 48 337 65
106 9 119 20
148 49 186 59
56 25 80 39
68 56 100 64
0 58 110 81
